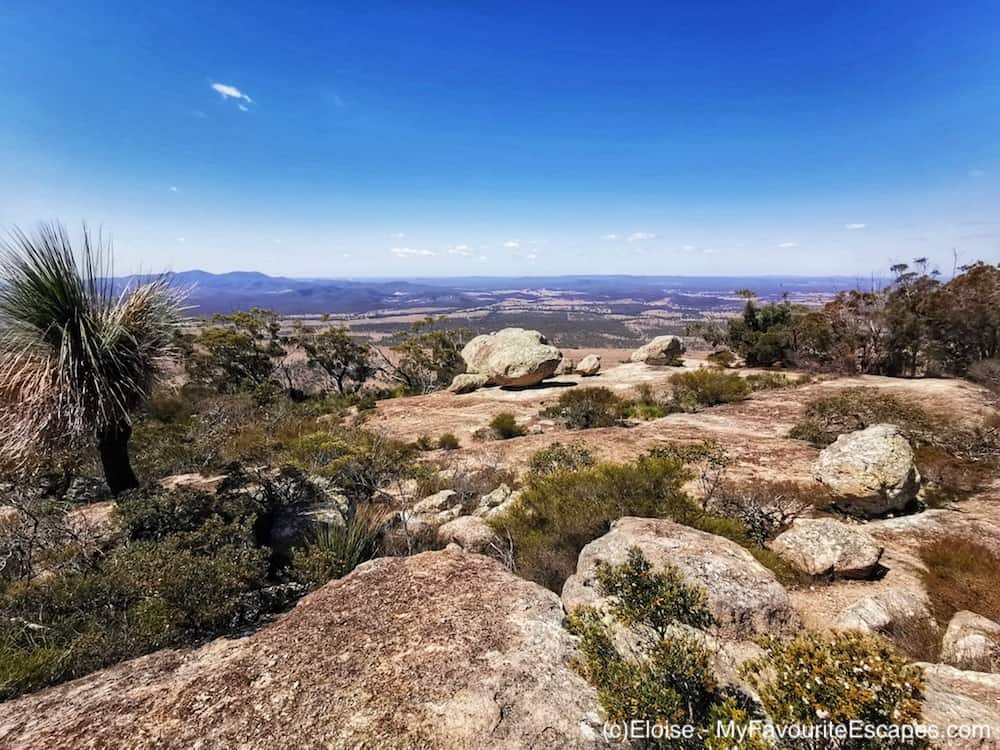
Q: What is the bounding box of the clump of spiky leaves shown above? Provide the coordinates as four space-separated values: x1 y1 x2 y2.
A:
0 223 185 491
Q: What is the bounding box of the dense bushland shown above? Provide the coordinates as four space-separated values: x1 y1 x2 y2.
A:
693 261 1000 378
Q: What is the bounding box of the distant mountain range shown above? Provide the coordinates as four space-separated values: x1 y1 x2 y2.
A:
114 270 874 316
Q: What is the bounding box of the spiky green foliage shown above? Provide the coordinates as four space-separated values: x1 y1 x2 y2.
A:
291 506 388 587
0 223 184 474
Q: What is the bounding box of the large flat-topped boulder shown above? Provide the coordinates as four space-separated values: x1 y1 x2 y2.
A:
461 328 563 387
562 516 798 639
0 550 609 750
814 423 920 516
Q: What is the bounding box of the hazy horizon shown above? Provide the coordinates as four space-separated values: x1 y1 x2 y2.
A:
4 3 1000 277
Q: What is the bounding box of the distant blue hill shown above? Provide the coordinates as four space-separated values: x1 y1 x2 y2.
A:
113 270 875 316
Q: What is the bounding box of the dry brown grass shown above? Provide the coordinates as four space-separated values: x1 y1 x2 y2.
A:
919 535 1000 627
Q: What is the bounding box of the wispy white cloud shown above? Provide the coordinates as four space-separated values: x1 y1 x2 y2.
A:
845 223 867 230
176 237 185 243
503 240 521 248
681 244 696 252
777 241 798 248
390 232 406 239
448 244 473 256
169 186 179 193
627 232 656 242
478 255 488 263
969 168 986 178
391 247 435 258
600 234 619 240
211 82 253 109
526 251 538 262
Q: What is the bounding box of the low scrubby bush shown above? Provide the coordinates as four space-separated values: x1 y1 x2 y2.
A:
0 504 272 699
744 372 813 391
709 479 818 546
413 434 436 451
437 432 460 450
527 441 595 475
489 454 697 590
668 370 750 410
788 387 935 446
567 549 739 749
541 387 627 429
742 631 927 749
594 547 715 634
482 412 527 440
706 349 737 369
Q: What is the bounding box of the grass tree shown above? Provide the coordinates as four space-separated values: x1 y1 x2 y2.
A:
0 223 184 494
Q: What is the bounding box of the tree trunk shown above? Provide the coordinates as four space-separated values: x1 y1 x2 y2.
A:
97 421 139 495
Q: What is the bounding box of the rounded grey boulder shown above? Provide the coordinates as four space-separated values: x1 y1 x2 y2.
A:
770 518 884 579
814 423 920 516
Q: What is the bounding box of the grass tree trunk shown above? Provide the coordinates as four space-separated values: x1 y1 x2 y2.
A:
97 421 139 495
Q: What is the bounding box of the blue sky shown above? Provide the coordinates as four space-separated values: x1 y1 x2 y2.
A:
2 1 1000 278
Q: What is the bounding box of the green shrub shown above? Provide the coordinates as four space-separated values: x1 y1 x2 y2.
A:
594 547 715 634
566 550 726 749
742 631 926 748
291 506 387 587
116 485 261 543
569 609 717 749
706 349 737 369
413 434 436 451
668 370 750 410
485 412 527 440
744 372 812 391
0 480 303 700
488 455 696 590
788 387 935 446
280 428 416 504
541 386 626 429
0 532 270 699
625 402 668 420
528 441 595 475
437 432 461 450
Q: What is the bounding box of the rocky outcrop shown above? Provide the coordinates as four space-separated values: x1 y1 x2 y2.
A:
447 372 492 394
941 611 1000 673
769 518 883 579
562 517 798 639
0 550 609 750
412 489 461 515
575 355 601 376
474 484 519 518
554 357 576 376
814 424 920 516
919 664 1000 747
159 473 228 493
836 589 940 652
461 328 563 387
629 335 686 366
437 516 502 554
